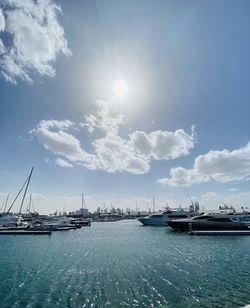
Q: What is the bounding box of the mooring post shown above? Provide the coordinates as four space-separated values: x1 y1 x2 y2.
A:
188 222 193 234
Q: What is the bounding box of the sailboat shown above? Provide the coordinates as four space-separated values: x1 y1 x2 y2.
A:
70 194 91 226
0 168 34 228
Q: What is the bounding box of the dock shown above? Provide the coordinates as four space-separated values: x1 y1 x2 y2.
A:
51 226 76 231
0 230 51 235
0 227 28 231
189 230 250 235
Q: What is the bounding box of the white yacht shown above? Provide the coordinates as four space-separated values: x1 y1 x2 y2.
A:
138 208 197 226
0 214 19 227
29 216 78 231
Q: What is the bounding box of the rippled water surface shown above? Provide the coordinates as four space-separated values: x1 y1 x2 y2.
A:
1 220 250 307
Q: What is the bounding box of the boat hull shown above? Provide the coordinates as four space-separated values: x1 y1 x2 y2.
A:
138 217 168 226
168 220 249 231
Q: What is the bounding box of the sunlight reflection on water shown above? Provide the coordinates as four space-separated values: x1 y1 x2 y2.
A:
0 220 250 307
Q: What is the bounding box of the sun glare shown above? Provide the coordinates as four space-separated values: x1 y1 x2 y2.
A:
113 80 129 99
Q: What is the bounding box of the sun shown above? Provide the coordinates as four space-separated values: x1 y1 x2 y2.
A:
113 80 129 99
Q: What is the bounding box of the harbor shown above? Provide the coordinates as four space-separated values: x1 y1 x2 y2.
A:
1 219 250 308
1 182 250 306
1 0 250 306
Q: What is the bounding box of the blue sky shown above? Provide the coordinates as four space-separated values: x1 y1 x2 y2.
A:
0 0 250 214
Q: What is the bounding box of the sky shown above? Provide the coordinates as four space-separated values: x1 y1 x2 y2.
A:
0 0 250 214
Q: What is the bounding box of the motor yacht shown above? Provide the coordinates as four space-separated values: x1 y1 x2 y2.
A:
168 214 249 231
138 208 197 226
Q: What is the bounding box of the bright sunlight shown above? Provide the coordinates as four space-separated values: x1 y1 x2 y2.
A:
113 80 129 99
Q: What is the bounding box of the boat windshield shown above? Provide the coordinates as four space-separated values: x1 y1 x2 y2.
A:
239 216 250 221
206 217 232 222
192 215 214 220
162 211 173 214
150 214 164 218
168 214 188 218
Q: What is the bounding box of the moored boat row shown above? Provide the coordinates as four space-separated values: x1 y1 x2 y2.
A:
138 202 200 226
138 203 250 235
168 214 250 231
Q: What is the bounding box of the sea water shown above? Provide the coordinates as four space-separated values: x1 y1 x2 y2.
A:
0 220 250 307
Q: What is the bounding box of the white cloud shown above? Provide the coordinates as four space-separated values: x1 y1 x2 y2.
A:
38 119 75 131
0 8 5 32
82 100 124 135
31 122 194 175
159 142 250 186
0 39 4 54
55 158 73 168
81 100 194 174
31 100 195 174
30 120 92 163
200 191 250 211
194 143 250 182
130 129 195 160
0 0 71 84
158 167 209 187
125 157 150 174
85 134 150 174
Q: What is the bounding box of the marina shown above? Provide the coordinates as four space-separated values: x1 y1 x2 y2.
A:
1 0 250 307
1 220 250 307
1 177 250 306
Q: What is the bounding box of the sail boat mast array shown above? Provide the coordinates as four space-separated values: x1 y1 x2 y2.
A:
6 167 34 214
0 193 9 213
19 168 34 214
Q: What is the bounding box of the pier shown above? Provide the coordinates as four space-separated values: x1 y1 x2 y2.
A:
0 230 51 235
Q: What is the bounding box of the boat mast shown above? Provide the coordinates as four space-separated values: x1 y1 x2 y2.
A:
0 199 4 213
0 193 9 213
31 197 35 213
19 167 34 215
187 193 193 206
27 193 32 213
81 193 85 218
4 193 9 213
7 174 30 214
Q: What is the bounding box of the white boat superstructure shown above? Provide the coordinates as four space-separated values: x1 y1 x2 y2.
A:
45 216 73 227
29 216 78 231
138 208 198 226
0 214 19 227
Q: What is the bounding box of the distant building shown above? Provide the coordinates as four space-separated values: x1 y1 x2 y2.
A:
75 208 89 216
